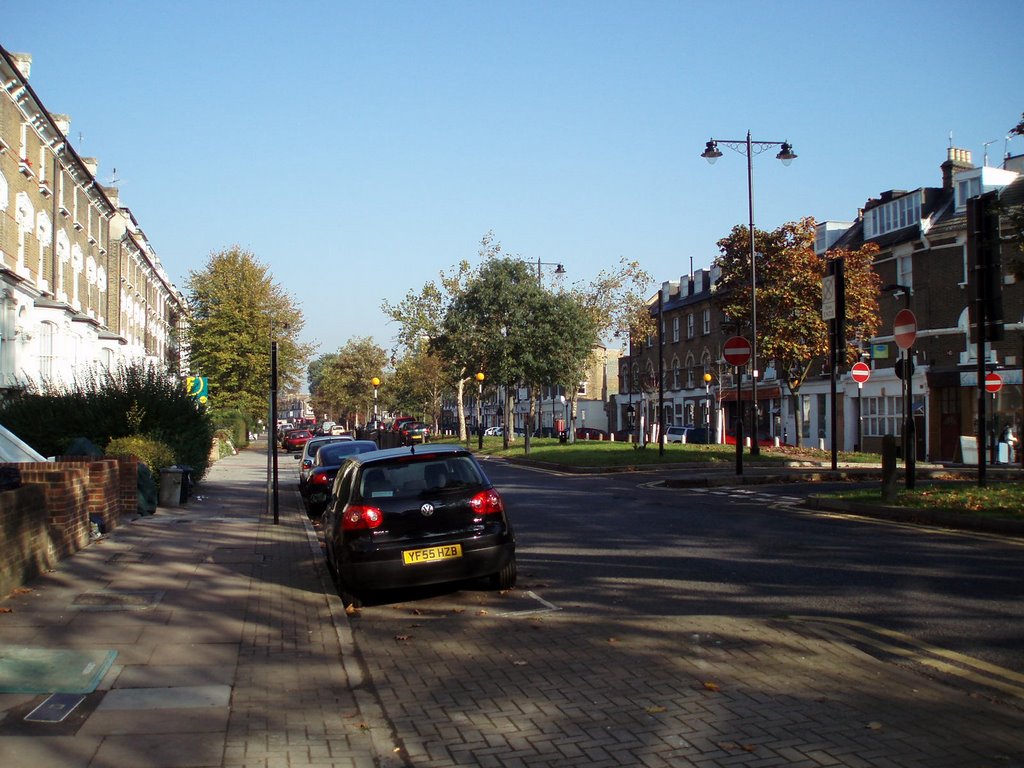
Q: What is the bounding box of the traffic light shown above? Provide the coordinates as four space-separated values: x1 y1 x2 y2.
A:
967 191 1004 343
894 357 915 380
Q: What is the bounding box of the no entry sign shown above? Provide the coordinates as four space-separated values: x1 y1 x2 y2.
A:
893 309 918 350
985 371 1003 393
723 336 752 367
851 361 871 384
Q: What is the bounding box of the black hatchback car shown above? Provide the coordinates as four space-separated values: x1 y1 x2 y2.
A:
321 444 516 606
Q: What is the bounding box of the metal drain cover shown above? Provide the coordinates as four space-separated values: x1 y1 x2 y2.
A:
72 590 165 611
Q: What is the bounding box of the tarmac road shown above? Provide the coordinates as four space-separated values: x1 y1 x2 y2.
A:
338 456 1024 767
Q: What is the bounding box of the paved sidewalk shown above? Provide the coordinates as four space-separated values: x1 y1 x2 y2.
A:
0 442 390 768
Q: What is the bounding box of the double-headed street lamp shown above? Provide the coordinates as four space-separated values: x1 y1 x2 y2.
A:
702 131 797 455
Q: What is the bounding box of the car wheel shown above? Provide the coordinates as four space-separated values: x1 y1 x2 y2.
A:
337 579 363 609
489 557 517 591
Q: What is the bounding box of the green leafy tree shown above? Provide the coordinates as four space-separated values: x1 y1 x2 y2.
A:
389 347 447 428
184 246 314 423
714 218 880 446
522 290 601 450
308 338 389 427
383 235 492 441
439 257 544 446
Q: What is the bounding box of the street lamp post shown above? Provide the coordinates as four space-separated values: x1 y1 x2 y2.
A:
533 259 565 440
536 258 566 283
702 131 797 456
704 372 713 444
476 371 485 450
269 337 279 525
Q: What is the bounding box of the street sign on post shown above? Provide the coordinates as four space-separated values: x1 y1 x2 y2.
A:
723 336 752 367
851 362 871 385
893 309 918 350
985 371 1003 394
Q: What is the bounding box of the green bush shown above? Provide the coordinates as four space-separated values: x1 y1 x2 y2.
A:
212 409 250 449
213 428 237 458
0 360 215 481
106 435 176 477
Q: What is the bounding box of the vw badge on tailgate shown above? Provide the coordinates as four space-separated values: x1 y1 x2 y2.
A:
420 503 435 517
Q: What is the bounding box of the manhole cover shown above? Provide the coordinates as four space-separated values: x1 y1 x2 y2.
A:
106 552 151 564
72 590 164 611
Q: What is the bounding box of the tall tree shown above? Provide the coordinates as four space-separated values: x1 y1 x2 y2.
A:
713 218 880 445
523 290 601 450
438 257 546 447
569 257 653 438
381 247 480 439
184 246 314 423
308 338 389 428
389 347 447 428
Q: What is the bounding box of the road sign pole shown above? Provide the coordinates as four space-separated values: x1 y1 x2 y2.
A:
857 381 863 452
735 366 743 476
905 347 915 490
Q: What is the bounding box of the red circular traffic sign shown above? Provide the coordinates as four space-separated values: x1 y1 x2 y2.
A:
893 309 918 350
723 336 752 367
851 361 871 384
985 371 1003 394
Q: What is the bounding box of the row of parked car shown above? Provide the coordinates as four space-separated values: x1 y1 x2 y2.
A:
293 434 517 609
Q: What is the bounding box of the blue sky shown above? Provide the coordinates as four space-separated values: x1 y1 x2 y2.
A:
6 1 1023 361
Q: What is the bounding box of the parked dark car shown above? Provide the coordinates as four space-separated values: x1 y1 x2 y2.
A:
389 416 415 433
399 421 431 445
321 444 517 607
297 436 353 494
282 429 313 452
303 440 380 516
574 427 609 441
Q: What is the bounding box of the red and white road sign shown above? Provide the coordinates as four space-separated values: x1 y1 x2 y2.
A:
985 371 1003 394
893 309 917 350
851 361 871 384
722 336 752 367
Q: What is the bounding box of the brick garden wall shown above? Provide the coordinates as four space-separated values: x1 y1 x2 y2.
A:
0 455 139 597
0 483 51 599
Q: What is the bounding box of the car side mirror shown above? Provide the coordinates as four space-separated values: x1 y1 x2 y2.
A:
294 454 300 460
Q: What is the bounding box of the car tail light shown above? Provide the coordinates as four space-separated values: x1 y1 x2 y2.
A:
309 471 330 489
343 504 384 530
469 489 504 515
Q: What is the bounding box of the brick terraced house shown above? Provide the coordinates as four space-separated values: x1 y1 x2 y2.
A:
0 46 186 394
619 146 1023 463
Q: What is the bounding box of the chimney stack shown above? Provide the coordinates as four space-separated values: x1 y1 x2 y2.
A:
941 147 973 191
10 53 31 79
52 114 71 137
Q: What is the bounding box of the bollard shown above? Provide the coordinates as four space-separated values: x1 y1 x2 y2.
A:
881 434 897 503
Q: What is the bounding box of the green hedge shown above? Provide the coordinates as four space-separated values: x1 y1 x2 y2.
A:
211 408 250 450
106 435 176 477
0 360 215 481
